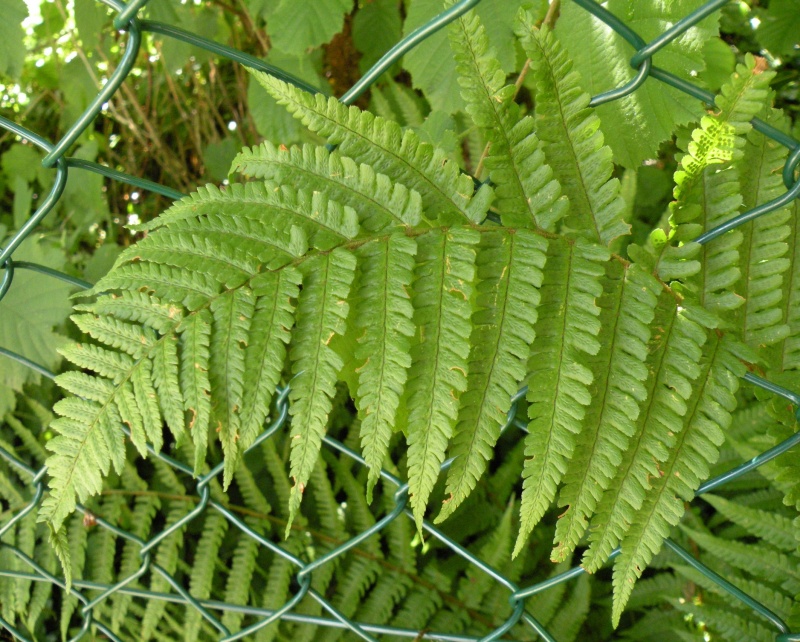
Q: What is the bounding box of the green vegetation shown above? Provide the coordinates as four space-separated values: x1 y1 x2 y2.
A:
1 1 800 640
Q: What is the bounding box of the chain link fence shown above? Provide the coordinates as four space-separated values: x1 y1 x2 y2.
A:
1 0 799 640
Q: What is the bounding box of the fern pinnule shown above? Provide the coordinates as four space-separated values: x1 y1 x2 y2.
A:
715 54 776 139
448 7 566 233
551 263 661 562
287 248 356 533
515 238 608 556
252 71 493 225
438 230 547 522
516 18 629 246
405 227 478 531
232 141 425 231
351 234 417 501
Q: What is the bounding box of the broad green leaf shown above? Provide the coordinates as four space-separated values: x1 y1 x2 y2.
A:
0 238 72 393
74 0 107 51
0 0 26 80
403 0 537 113
556 0 719 168
352 0 402 74
269 0 351 55
756 0 800 56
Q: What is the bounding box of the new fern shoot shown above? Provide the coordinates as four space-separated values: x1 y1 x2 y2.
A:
37 5 799 626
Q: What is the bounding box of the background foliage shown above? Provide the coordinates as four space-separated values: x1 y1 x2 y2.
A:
1 0 800 640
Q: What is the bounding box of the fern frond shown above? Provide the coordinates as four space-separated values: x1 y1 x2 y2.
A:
611 336 748 625
676 602 774 642
251 71 493 225
701 493 797 551
109 477 159 631
438 230 547 521
546 573 591 642
185 510 228 641
221 529 260 633
179 310 212 473
351 234 417 500
287 248 356 531
673 563 794 622
209 287 256 486
581 302 714 573
516 20 629 246
239 268 300 448
733 110 792 350
515 238 608 555
60 514 88 640
458 499 515 608
667 57 776 312
134 182 356 250
774 197 800 372
551 263 661 562
232 141 424 231
449 7 566 232
715 54 775 138
141 462 190 640
38 393 126 531
681 526 800 593
528 561 571 626
405 227 478 530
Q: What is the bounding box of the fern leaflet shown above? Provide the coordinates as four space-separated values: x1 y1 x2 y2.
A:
252 71 493 225
438 229 547 521
287 248 356 531
448 6 566 232
517 20 629 246
515 238 608 555
405 227 478 529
